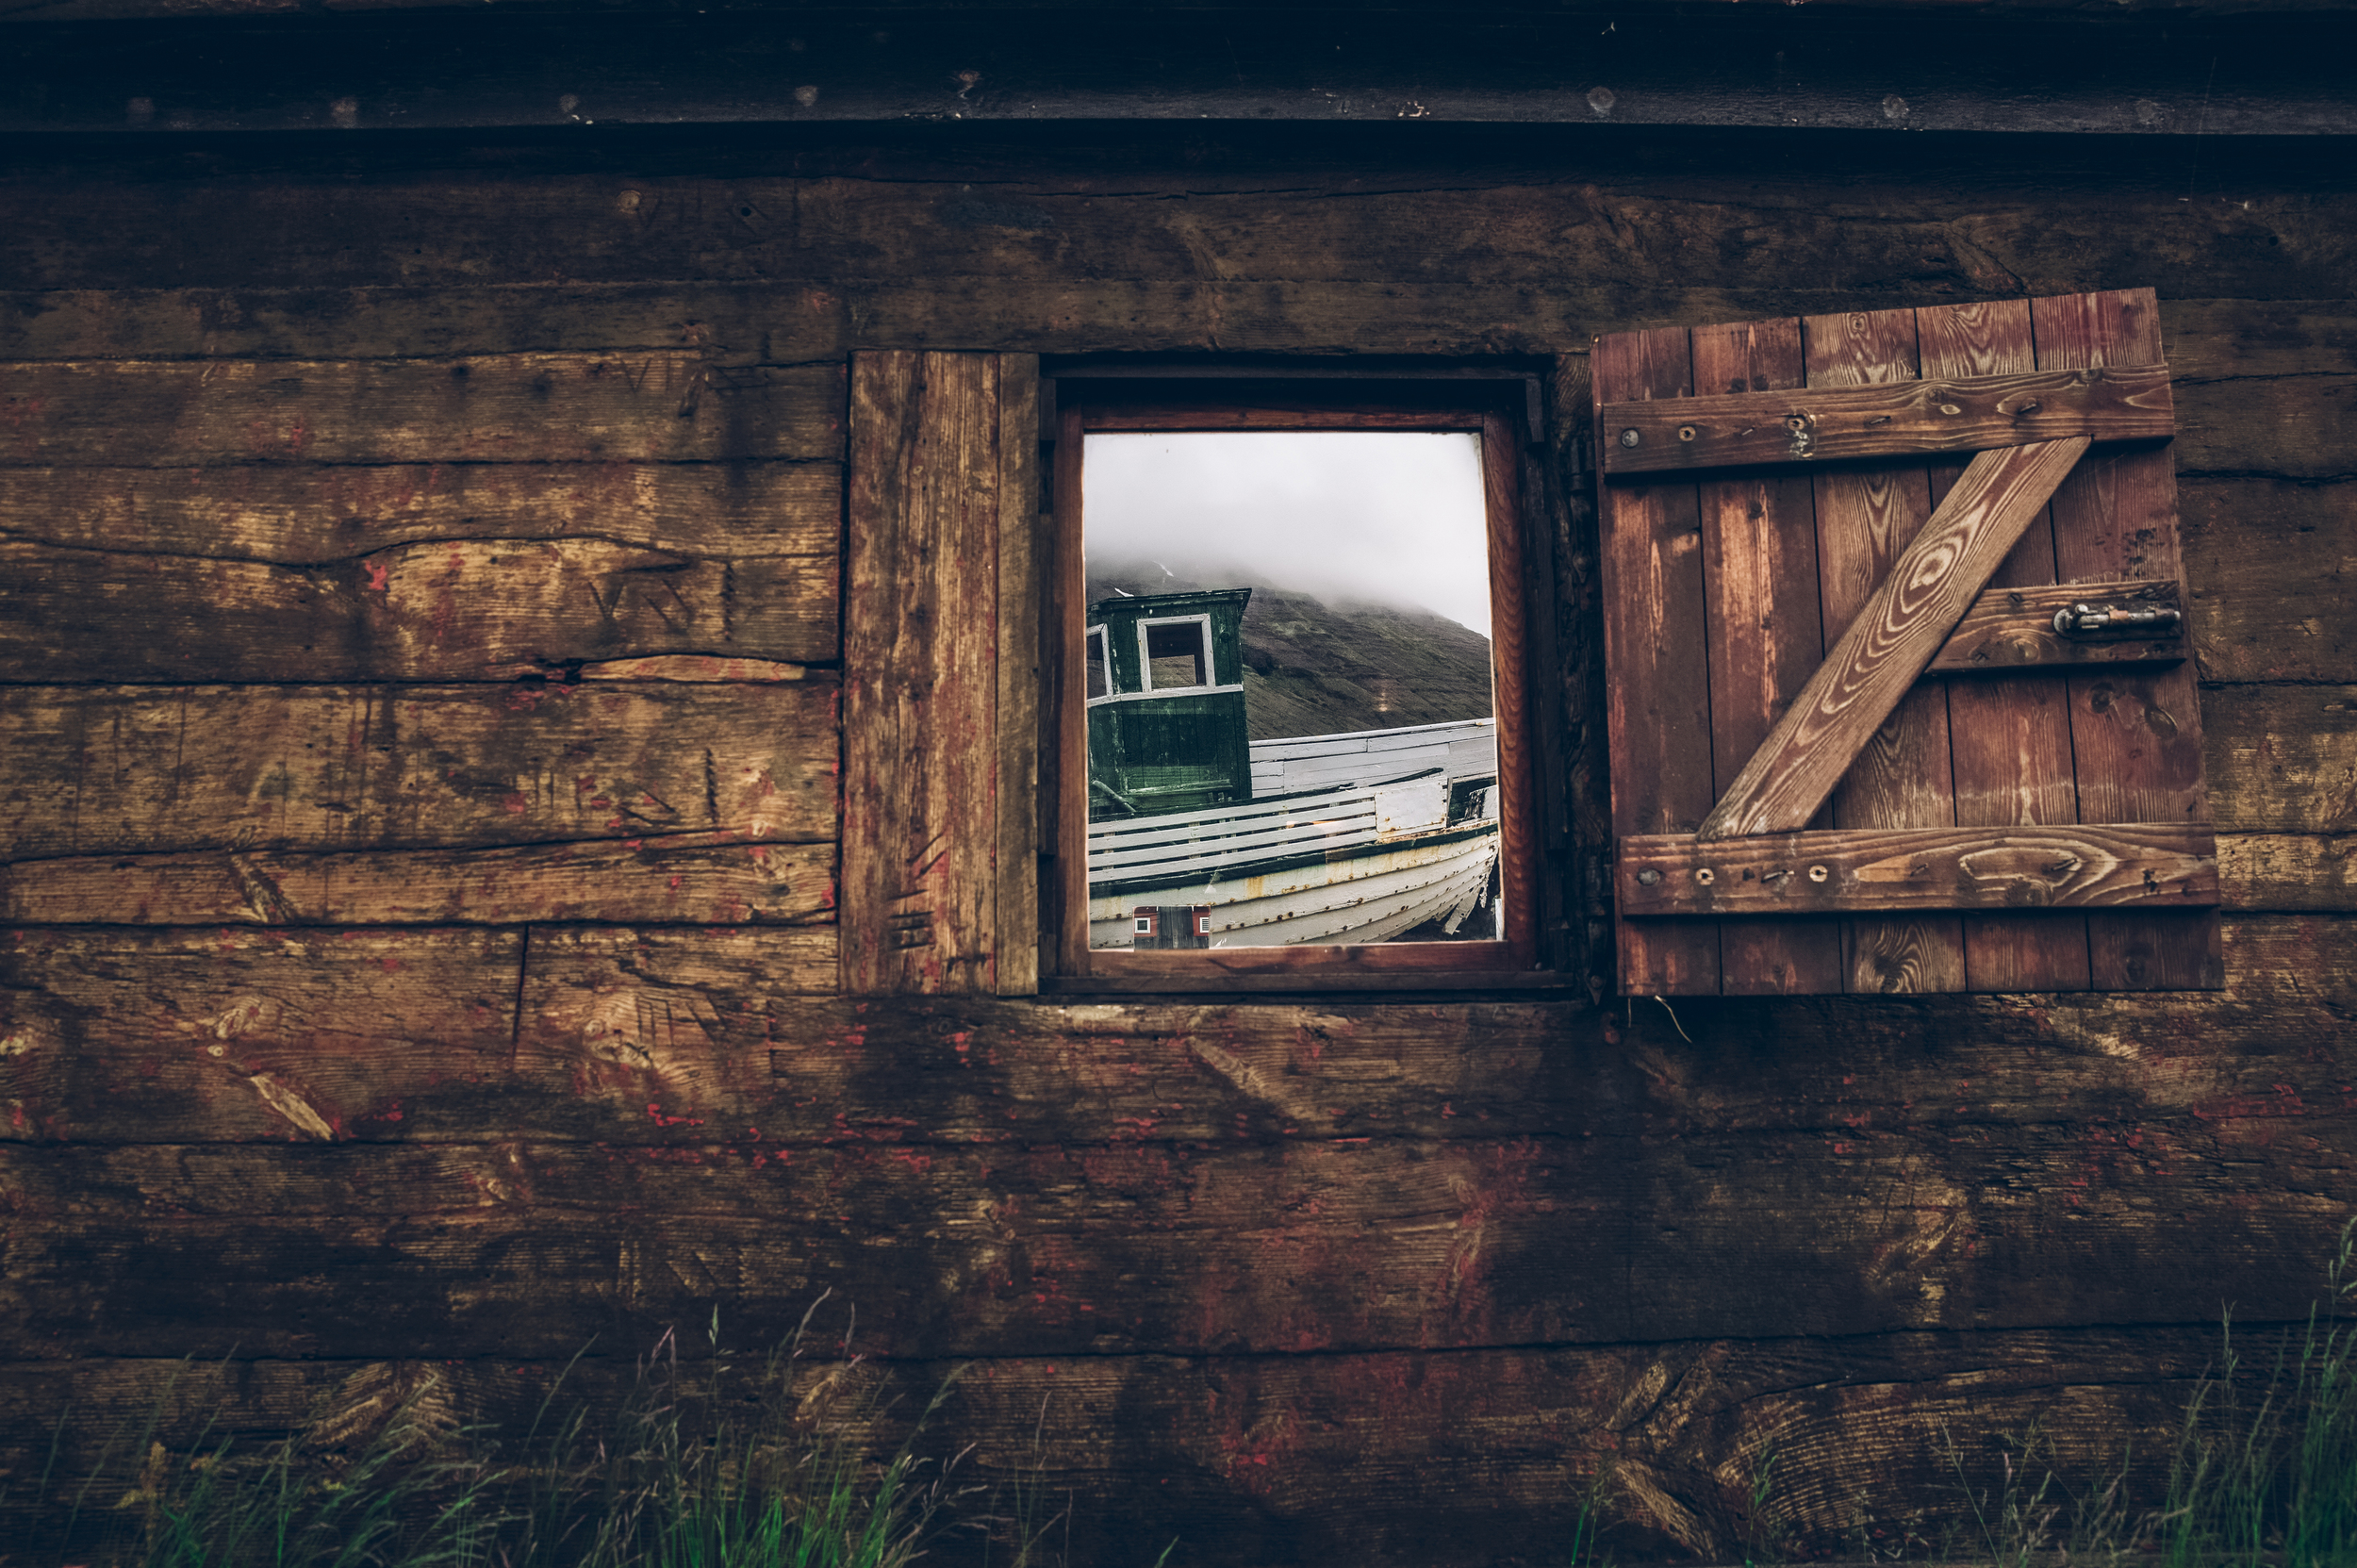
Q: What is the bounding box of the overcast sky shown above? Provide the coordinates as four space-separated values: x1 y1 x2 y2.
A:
1083 431 1492 634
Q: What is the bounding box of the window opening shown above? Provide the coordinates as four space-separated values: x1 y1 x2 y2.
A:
1073 423 1512 958
1141 615 1214 692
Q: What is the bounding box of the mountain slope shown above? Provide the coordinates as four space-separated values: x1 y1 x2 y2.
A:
1087 559 1494 740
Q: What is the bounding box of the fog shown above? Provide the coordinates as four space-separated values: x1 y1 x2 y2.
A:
1082 430 1492 633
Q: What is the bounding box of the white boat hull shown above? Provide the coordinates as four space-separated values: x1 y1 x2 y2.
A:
1088 819 1498 949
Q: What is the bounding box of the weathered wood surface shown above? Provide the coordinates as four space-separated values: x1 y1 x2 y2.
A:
1920 298 2088 993
1 5 2349 147
0 681 839 856
842 352 1036 997
2221 834 2357 911
0 278 2350 401
1601 364 2172 476
0 357 844 465
0 1109 2348 1360
1594 327 1722 996
996 388 1043 998
0 279 2345 413
2209 684 2357 832
2039 289 2220 990
0 834 836 927
0 539 835 680
1480 409 1544 971
1692 319 1839 994
1621 824 2219 918
0 461 840 560
8 830 2322 928
1805 306 1964 995
0 128 2351 1568
0 1327 2285 1568
5 917 2350 1149
2184 478 2357 684
1696 437 2091 842
1931 578 2185 673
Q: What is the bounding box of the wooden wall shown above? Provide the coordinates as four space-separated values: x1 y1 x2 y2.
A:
2 124 2353 1564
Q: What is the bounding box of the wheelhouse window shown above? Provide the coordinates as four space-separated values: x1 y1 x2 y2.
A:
1140 615 1217 693
1047 378 1541 985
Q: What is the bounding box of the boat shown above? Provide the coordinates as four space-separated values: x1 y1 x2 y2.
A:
1083 588 1501 949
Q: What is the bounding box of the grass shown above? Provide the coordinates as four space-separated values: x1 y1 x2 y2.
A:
12 1298 1151 1568
21 1220 2357 1568
1567 1220 2357 1568
1911 1216 2357 1568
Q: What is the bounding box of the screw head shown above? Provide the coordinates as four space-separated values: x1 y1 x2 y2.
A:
1785 414 1807 432
1677 424 1698 442
1694 867 1716 886
1619 428 1641 448
1636 867 1661 886
1807 864 1830 883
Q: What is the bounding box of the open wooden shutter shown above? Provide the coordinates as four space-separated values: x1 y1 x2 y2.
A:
1595 290 2221 997
842 351 1041 996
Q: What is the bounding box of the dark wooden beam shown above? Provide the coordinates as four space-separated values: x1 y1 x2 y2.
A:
2 8 2354 137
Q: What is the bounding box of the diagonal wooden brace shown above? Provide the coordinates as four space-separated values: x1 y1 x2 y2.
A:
1695 436 2091 841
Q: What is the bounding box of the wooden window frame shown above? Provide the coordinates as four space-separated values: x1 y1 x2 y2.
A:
1039 385 1549 994
1082 623 1113 703
1134 613 1226 698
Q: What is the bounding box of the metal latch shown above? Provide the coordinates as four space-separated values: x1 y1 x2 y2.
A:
2052 601 2184 638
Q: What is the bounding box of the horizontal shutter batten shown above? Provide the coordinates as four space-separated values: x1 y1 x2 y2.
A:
1618 823 2220 916
1601 363 2171 476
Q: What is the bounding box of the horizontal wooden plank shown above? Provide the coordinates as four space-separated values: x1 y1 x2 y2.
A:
0 925 527 1145
7 918 2351 1148
2183 476 2357 685
2205 683 2357 834
1620 824 2218 917
0 461 840 560
0 289 2347 398
0 356 844 466
2219 834 2357 912
0 834 835 926
1697 437 2089 841
0 680 839 858
1601 365 2171 476
0 1116 2348 1361
0 538 836 681
1930 578 2185 674
0 1325 2277 1568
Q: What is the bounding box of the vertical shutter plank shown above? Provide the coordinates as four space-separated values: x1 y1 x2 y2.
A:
1920 300 2094 993
846 352 1033 996
2032 289 2222 989
1804 307 1968 995
1596 328 1722 997
1693 319 1844 995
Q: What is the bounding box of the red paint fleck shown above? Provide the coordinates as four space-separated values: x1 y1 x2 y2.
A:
362 560 390 592
503 794 531 815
